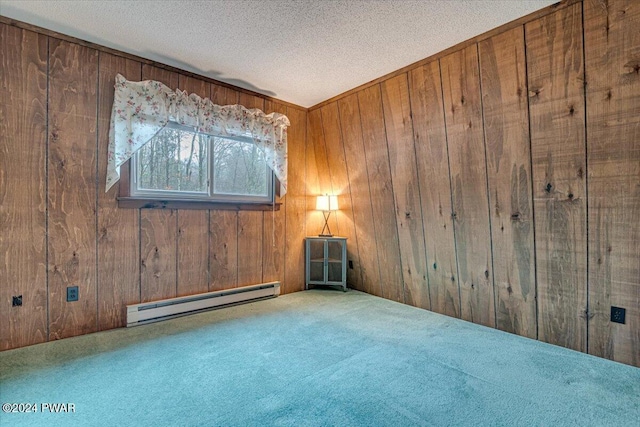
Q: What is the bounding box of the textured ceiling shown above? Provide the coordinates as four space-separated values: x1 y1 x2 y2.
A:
0 0 556 107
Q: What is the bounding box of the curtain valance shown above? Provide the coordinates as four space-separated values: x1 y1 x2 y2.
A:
106 74 289 195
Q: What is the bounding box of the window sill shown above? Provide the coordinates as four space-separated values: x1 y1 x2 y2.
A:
117 197 281 211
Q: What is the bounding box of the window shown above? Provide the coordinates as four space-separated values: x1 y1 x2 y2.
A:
131 122 273 204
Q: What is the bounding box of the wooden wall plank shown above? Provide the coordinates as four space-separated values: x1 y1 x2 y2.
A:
140 209 178 302
0 25 48 349
210 211 238 290
380 74 430 309
584 0 640 366
338 94 381 296
47 39 99 340
408 61 461 318
441 45 496 328
176 75 210 296
262 99 287 285
357 85 404 302
211 84 235 106
284 107 307 294
320 102 362 290
479 27 537 338
526 3 587 352
306 108 337 236
237 93 264 285
237 211 263 286
140 65 179 302
96 53 141 330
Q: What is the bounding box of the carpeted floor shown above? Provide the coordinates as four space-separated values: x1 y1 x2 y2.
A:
0 289 638 426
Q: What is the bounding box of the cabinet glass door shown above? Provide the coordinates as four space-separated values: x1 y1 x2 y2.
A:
308 239 325 282
327 240 343 283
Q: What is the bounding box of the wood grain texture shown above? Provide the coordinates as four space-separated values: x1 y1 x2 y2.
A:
177 209 209 296
209 210 238 290
408 61 461 318
320 102 362 290
357 85 404 302
0 25 48 349
262 99 287 285
176 75 210 296
479 27 537 338
237 93 264 285
338 94 381 295
441 46 496 328
211 83 238 105
526 3 587 351
284 107 307 294
140 209 177 302
584 0 640 366
96 52 141 331
380 74 430 309
47 39 99 340
139 65 179 303
337 94 382 295
306 108 337 236
237 210 263 286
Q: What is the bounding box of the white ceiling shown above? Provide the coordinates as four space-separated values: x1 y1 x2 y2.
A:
0 0 555 107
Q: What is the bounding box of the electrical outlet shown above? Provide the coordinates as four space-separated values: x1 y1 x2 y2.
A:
610 306 626 324
12 295 23 307
67 286 79 302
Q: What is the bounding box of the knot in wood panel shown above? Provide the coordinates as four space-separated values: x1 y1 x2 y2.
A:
623 60 640 74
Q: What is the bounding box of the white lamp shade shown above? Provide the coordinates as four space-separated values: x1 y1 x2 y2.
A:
316 195 339 211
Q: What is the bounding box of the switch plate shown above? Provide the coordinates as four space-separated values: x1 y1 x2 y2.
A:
67 286 79 302
610 306 626 324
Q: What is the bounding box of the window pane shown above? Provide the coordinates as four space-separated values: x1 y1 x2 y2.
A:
213 136 268 197
137 127 209 193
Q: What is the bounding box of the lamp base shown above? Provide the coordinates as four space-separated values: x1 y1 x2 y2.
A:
319 211 334 237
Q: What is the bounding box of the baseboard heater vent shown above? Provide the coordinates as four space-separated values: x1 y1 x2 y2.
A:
127 282 280 327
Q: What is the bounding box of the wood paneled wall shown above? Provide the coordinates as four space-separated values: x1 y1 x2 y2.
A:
1 22 308 350
307 0 639 367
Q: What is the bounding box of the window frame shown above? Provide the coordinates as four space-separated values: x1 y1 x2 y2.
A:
117 123 280 211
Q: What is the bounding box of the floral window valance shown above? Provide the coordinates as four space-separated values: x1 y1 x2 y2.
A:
106 74 289 195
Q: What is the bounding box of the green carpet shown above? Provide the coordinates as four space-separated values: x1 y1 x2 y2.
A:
1 289 638 426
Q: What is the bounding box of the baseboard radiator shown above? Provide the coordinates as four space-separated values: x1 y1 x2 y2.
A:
126 282 280 327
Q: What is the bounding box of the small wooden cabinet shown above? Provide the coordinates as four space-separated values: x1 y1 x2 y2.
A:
305 236 347 292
